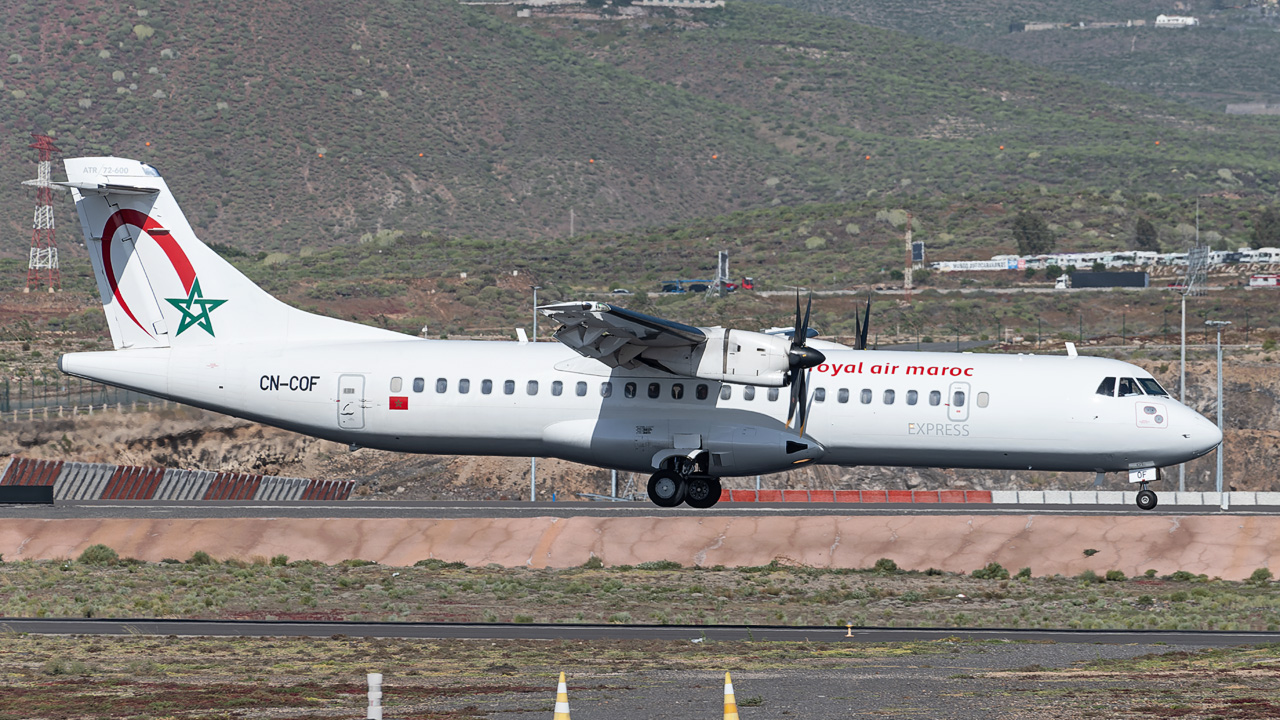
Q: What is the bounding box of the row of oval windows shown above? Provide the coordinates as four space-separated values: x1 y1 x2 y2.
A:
389 376 990 408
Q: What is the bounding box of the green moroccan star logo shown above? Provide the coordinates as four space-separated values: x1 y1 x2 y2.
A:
165 278 227 337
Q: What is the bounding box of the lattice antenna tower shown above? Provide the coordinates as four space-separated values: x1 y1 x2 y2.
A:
22 134 63 293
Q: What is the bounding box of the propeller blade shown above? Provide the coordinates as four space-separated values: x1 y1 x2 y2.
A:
859 296 872 350
786 377 799 428
802 292 812 344
793 292 803 348
796 368 808 432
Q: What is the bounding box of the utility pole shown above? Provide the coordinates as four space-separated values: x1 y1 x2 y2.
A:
903 213 913 303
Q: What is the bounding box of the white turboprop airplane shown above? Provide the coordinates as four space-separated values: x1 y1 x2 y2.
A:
57 157 1221 510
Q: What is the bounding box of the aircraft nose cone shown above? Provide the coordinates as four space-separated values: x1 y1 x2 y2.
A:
1183 407 1222 458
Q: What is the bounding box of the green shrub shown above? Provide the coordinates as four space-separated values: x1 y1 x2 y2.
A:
270 554 290 567
1078 569 1102 584
1144 569 1157 578
1170 591 1189 602
1083 548 1099 557
971 562 1009 580
1137 594 1154 605
414 558 466 570
341 559 377 567
1105 570 1127 582
1016 567 1032 579
1249 567 1273 585
187 551 215 566
77 544 118 565
872 558 899 574
581 555 604 569
637 560 682 570
1168 570 1195 582
512 614 534 624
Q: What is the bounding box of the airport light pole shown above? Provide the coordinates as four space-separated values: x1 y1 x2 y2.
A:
531 285 542 502
1206 320 1230 495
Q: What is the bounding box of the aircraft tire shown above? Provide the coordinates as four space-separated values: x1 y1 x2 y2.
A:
684 476 722 509
648 470 687 508
1136 489 1158 511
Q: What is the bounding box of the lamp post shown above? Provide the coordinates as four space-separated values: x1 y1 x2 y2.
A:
1205 320 1231 495
531 285 542 502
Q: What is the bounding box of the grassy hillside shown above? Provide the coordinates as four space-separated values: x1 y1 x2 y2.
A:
2 0 1277 255
752 0 1280 110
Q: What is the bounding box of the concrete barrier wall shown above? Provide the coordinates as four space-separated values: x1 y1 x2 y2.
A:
1 514 1276 580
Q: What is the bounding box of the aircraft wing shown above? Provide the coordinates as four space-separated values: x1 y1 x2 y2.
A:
538 302 707 369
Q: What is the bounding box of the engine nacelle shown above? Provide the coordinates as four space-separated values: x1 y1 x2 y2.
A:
638 328 793 387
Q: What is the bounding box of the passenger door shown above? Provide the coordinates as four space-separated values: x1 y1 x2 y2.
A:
337 374 366 430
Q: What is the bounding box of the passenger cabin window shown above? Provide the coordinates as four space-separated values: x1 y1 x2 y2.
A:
767 387 780 402
481 379 493 395
1138 378 1169 396
458 379 470 394
837 388 849 404
743 386 756 401
390 377 402 393
648 383 660 399
696 384 709 400
953 390 966 407
929 390 941 406
883 389 895 405
413 377 425 393
1118 377 1142 397
436 378 448 393
576 382 587 397
625 382 637 398
527 380 539 395
814 388 826 402
1096 377 1116 396
551 381 563 397
503 380 515 395
600 382 612 398
906 390 918 405
977 391 989 408
720 386 732 401
672 384 684 400
860 389 872 404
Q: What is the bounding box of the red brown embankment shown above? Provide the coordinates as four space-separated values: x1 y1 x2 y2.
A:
1 514 1275 580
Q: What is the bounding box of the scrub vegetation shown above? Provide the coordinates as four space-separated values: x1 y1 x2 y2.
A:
2 552 1276 631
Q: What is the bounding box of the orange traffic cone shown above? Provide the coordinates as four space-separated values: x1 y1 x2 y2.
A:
724 671 739 720
553 671 571 719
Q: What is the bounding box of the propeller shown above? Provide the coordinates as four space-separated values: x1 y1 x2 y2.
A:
786 292 826 433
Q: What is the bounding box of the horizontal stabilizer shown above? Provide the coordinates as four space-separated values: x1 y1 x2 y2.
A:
55 181 159 196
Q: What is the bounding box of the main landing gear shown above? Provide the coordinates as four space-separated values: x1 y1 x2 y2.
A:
647 459 722 509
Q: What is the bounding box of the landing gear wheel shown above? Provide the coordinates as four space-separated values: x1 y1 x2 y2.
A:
684 476 722 509
647 470 687 508
1136 488 1158 511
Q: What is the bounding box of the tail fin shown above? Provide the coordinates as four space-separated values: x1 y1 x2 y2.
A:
62 157 392 350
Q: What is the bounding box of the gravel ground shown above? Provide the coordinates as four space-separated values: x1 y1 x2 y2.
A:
470 641 1198 719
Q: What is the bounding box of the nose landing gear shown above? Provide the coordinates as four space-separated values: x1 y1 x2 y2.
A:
1135 484 1158 511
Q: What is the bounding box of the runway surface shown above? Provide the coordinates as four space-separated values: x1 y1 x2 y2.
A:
1 500 1276 520
2 618 1276 647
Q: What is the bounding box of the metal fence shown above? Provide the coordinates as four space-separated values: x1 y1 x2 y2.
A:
0 374 170 421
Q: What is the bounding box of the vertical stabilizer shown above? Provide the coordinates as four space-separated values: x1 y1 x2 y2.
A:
60 157 396 350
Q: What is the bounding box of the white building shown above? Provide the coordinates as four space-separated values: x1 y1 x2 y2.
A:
1155 14 1199 27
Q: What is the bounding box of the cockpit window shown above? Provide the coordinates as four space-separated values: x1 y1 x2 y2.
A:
1117 377 1143 397
1137 378 1169 396
1096 377 1116 396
